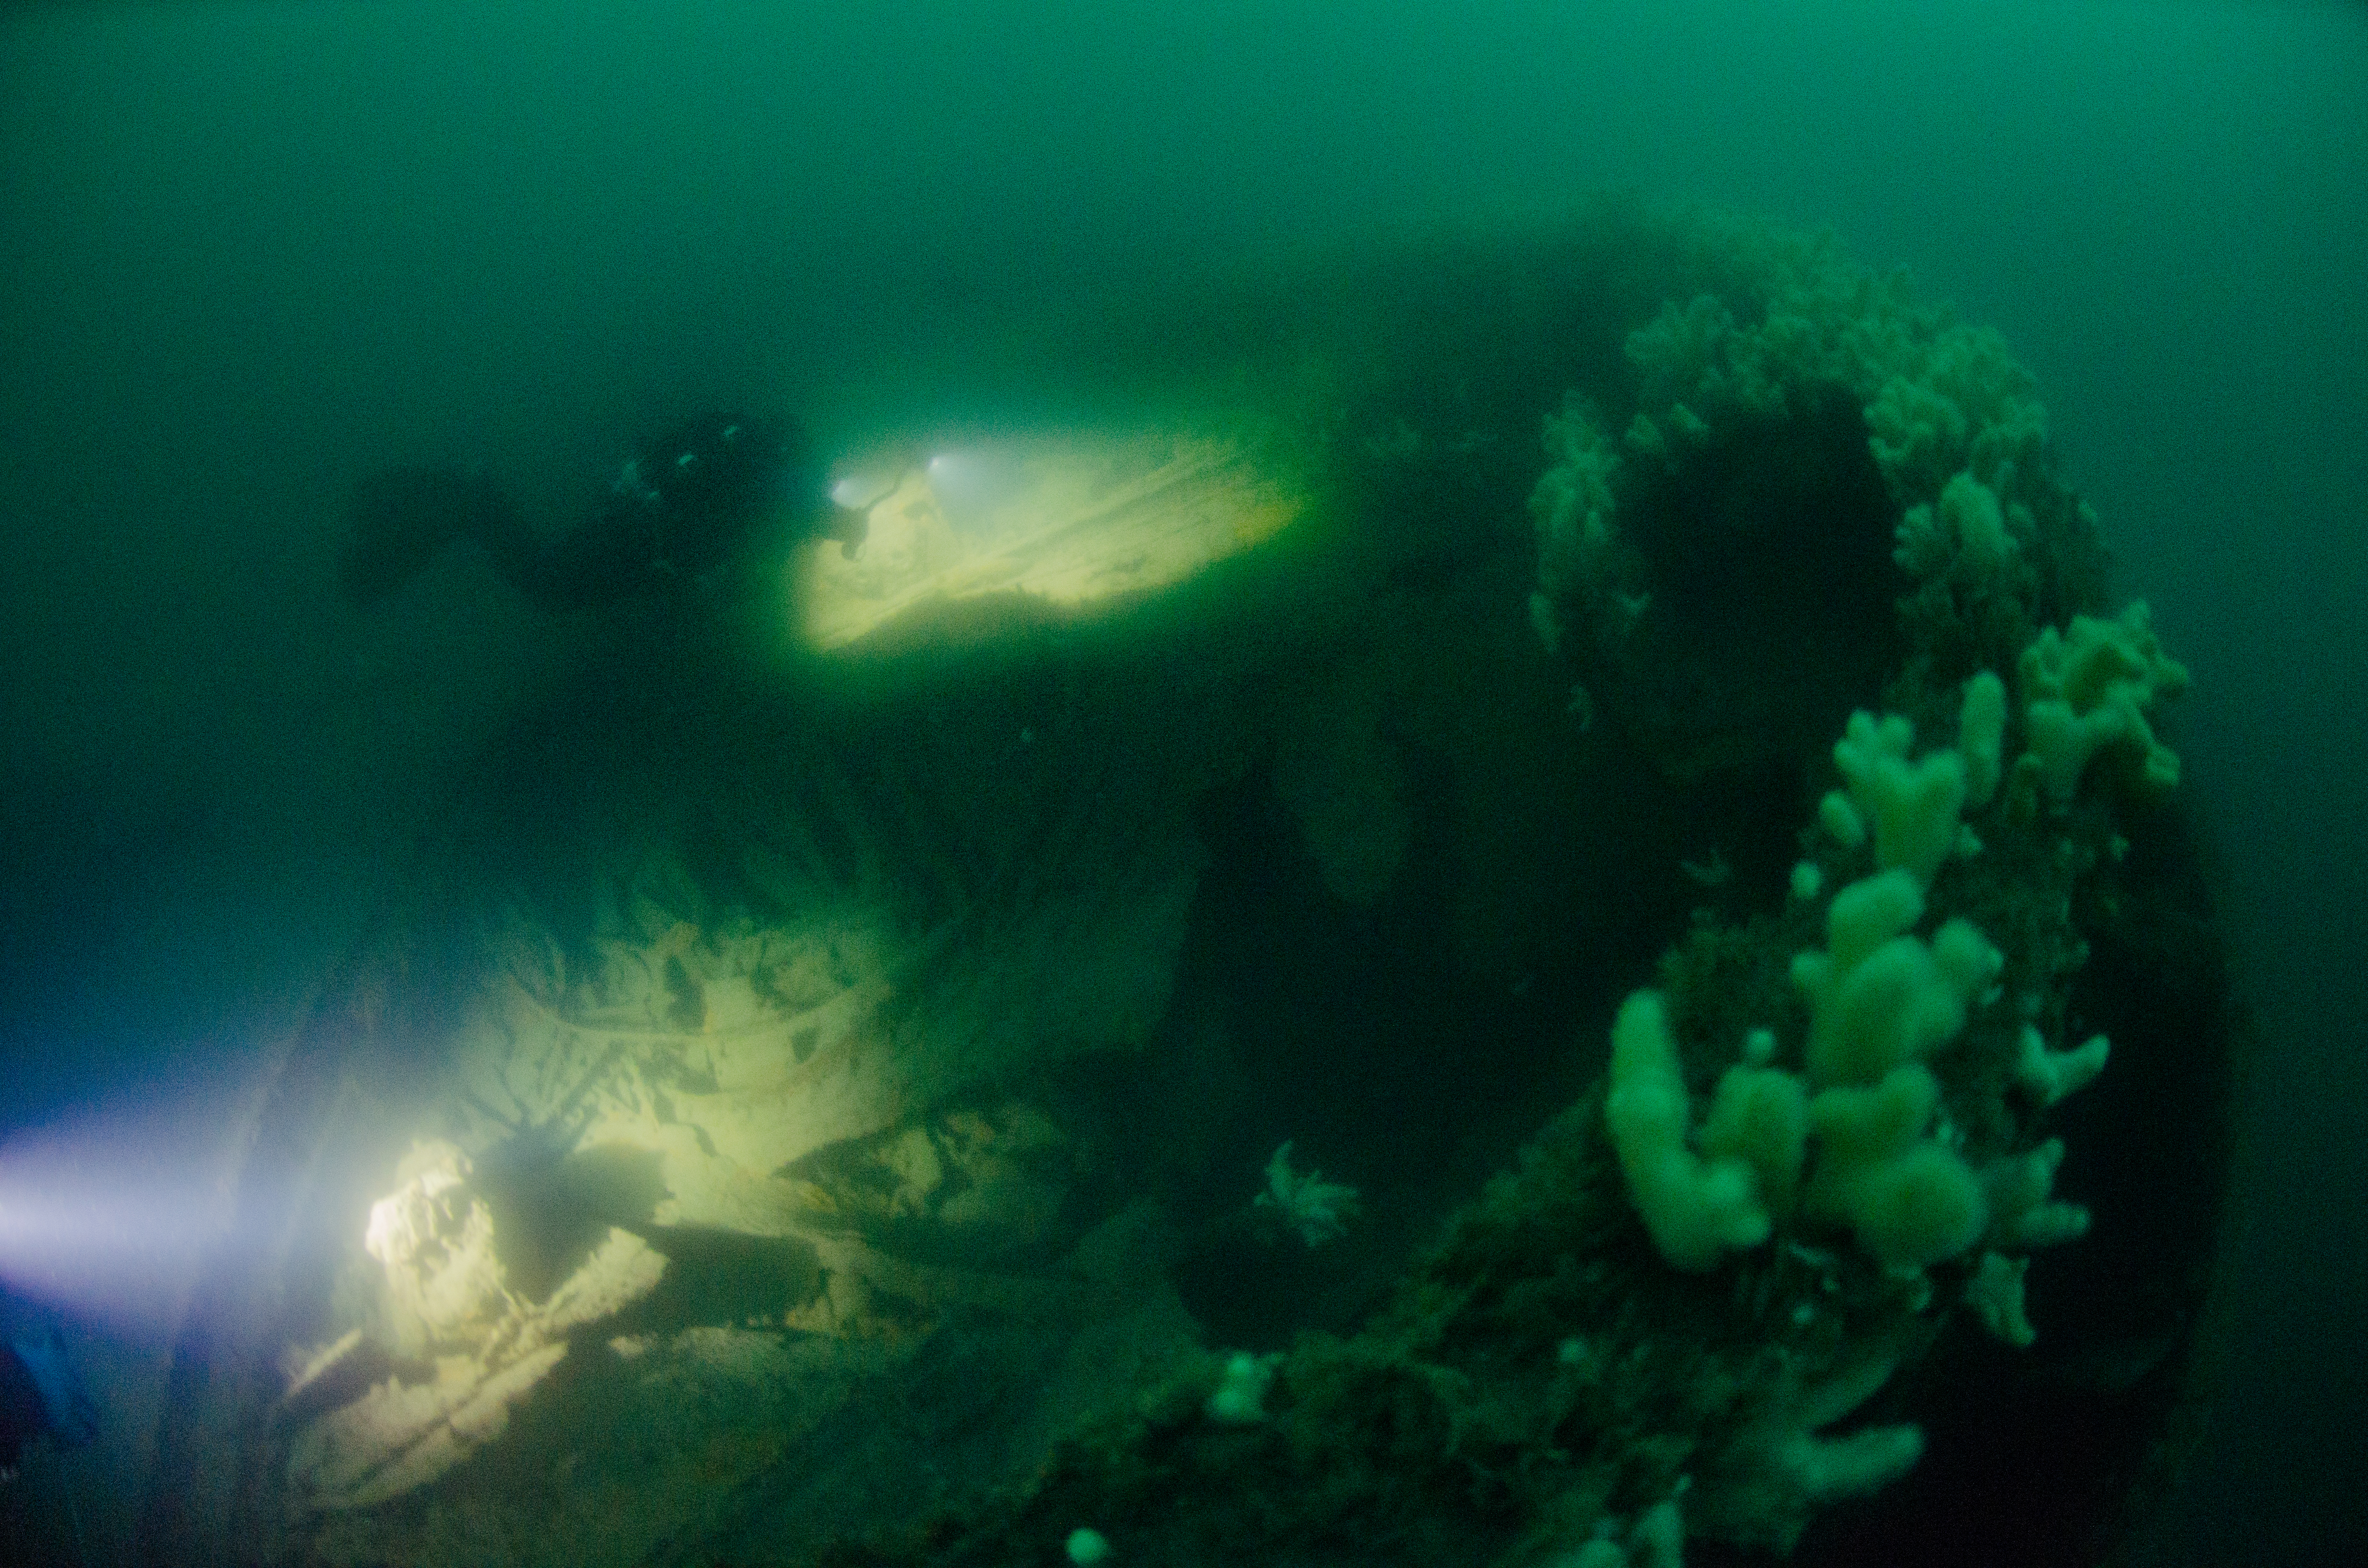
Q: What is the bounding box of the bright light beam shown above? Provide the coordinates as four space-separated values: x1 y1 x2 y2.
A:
0 1075 252 1343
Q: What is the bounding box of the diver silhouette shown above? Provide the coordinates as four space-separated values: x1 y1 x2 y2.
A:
340 410 867 610
0 1314 97 1484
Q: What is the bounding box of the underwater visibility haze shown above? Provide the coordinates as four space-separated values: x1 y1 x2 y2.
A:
1 3 2364 1565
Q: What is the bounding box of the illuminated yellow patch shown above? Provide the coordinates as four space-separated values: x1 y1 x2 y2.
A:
793 426 1305 650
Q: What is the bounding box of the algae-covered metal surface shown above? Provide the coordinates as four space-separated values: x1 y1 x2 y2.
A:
141 212 2231 1568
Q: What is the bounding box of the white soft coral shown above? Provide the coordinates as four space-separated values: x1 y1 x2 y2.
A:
1254 1140 1362 1247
